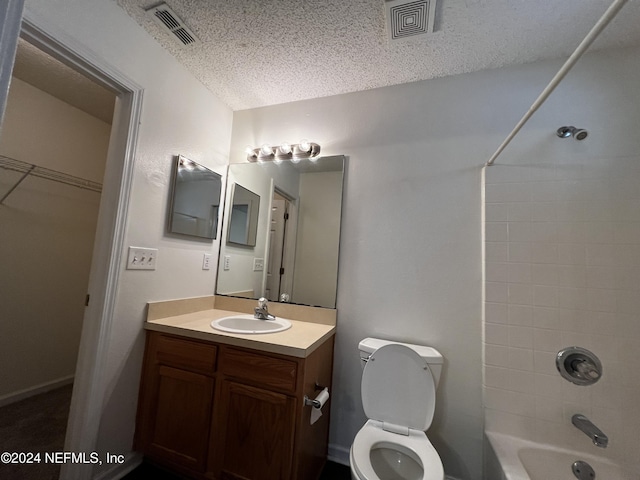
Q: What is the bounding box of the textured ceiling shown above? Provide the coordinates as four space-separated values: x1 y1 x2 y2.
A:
116 0 640 111
12 39 115 124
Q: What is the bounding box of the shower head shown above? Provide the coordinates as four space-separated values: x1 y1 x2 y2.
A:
557 126 589 141
573 128 588 140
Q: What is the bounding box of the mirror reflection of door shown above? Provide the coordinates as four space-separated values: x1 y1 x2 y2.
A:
227 183 260 246
266 191 296 301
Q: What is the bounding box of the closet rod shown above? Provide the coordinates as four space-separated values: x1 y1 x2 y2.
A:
0 155 102 205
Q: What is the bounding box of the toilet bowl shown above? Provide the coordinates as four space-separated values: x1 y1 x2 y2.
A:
350 339 445 480
350 420 443 480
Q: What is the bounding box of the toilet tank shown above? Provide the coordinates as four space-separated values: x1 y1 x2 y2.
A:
358 337 443 388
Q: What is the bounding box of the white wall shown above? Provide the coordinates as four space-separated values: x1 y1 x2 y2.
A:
23 0 233 475
483 45 640 472
0 77 111 399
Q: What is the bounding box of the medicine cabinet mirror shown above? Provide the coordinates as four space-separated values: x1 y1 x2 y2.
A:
167 155 222 240
216 155 344 308
227 183 260 247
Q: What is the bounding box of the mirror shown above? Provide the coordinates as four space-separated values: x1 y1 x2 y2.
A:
227 183 260 247
217 155 344 308
168 155 222 240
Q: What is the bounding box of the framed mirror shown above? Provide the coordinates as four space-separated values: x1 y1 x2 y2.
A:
167 155 222 240
227 183 260 247
217 155 345 308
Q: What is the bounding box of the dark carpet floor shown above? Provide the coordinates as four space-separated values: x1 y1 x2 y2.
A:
0 384 73 480
124 460 351 479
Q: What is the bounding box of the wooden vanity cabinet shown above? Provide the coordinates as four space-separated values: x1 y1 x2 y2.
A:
135 333 217 473
135 331 334 480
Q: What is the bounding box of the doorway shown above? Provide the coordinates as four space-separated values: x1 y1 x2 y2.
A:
266 188 297 303
0 15 143 480
0 35 116 479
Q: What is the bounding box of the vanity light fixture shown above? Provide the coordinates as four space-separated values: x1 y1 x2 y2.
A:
246 140 321 163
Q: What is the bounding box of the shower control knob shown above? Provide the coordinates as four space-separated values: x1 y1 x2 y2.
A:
573 360 600 379
556 347 602 386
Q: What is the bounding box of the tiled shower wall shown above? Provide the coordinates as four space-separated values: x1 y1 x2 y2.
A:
483 155 640 465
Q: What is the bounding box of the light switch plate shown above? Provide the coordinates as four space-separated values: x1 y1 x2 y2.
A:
127 247 158 270
253 258 264 272
202 253 212 270
223 255 230 271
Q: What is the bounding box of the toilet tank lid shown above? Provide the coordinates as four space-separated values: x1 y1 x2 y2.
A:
359 337 443 364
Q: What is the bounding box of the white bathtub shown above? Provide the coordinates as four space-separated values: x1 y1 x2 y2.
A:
485 431 637 480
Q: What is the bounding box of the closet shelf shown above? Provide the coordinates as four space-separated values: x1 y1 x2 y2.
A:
0 155 102 205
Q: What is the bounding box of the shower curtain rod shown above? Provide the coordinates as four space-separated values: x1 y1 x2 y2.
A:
485 0 630 167
0 154 102 205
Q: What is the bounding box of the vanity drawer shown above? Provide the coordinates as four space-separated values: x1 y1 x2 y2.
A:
220 347 298 393
154 334 217 375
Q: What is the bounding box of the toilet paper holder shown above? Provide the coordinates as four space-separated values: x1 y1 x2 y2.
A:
304 383 327 408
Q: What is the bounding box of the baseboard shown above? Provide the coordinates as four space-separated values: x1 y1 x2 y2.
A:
0 374 74 407
93 451 143 480
327 443 350 467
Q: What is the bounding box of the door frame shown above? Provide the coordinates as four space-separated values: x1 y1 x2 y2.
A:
0 0 24 125
7 12 144 480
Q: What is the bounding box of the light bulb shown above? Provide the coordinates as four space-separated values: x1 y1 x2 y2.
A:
298 139 311 152
260 144 273 156
278 143 291 155
245 145 255 155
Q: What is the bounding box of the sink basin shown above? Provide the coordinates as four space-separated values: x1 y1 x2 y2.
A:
211 314 292 334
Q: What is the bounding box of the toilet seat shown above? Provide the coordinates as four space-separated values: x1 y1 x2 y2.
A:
362 344 436 432
350 420 444 480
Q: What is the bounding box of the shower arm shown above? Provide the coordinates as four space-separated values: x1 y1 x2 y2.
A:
484 0 630 167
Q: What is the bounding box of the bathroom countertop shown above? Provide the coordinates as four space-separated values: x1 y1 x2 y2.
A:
145 308 335 358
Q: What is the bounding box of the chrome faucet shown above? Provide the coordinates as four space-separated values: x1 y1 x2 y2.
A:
254 297 276 320
572 414 608 448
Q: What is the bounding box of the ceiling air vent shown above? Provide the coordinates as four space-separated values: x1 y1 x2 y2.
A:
385 0 437 41
145 2 199 47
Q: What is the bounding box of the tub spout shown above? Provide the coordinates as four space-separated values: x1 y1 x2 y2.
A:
572 414 608 448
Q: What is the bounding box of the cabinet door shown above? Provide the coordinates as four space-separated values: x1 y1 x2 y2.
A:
217 380 296 480
147 365 214 472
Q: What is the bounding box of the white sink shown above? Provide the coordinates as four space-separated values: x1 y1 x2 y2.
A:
210 314 292 334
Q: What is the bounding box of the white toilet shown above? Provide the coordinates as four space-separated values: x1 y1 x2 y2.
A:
350 337 445 480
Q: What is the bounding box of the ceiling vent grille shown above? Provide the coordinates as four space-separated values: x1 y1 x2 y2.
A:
145 2 199 47
385 0 436 41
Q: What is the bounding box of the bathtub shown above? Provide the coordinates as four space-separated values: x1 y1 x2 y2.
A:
485 431 637 480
